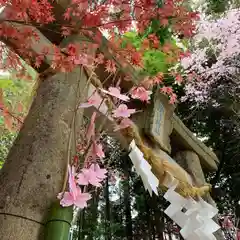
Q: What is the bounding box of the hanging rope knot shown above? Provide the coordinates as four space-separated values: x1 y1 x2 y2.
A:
121 122 211 198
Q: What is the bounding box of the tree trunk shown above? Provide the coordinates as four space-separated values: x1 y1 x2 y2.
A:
145 196 152 240
123 156 133 240
78 209 86 240
87 189 100 240
105 173 111 240
0 68 89 240
151 195 164 240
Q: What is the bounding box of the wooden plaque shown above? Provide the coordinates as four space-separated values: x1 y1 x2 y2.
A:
145 92 175 153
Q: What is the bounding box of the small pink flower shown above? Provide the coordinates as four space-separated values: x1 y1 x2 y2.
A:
112 104 136 118
90 164 107 180
169 93 177 104
77 168 102 187
100 87 130 102
160 86 173 94
130 86 152 102
114 118 133 131
77 164 107 187
79 93 102 108
58 165 91 208
58 188 91 208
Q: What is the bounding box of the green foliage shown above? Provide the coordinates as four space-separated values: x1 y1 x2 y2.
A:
122 31 181 76
206 0 229 14
0 66 36 168
143 50 168 75
199 0 240 16
0 130 16 169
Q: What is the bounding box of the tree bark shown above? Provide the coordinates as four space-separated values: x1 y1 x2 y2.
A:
87 189 100 240
145 196 152 240
151 195 164 240
123 156 133 240
105 173 111 240
0 68 89 240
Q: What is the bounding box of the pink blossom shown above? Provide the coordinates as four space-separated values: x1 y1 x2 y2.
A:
58 188 91 208
79 93 102 108
130 86 152 102
100 87 130 101
58 165 91 208
152 72 164 85
77 169 101 187
169 93 177 104
160 86 173 95
90 164 107 180
112 104 136 118
114 118 133 131
77 164 107 187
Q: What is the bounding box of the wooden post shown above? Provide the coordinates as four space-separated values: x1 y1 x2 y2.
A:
0 68 89 240
174 151 225 240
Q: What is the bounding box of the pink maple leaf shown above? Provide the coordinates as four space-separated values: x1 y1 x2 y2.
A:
160 18 168 27
130 86 152 102
90 164 107 180
77 168 101 187
112 104 136 118
114 118 133 131
58 188 91 208
58 165 91 208
169 93 177 104
79 93 102 108
100 87 130 102
160 86 173 94
77 164 107 187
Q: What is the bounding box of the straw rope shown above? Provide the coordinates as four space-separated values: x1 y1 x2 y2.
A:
121 123 211 198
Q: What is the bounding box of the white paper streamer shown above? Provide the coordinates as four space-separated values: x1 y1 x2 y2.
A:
163 173 220 240
129 140 159 196
128 140 220 240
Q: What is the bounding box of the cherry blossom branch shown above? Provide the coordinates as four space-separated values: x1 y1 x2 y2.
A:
61 67 94 193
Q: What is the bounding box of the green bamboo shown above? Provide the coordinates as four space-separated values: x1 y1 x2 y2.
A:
45 201 73 240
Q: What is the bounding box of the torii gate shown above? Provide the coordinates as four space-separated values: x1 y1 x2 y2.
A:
0 4 224 240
